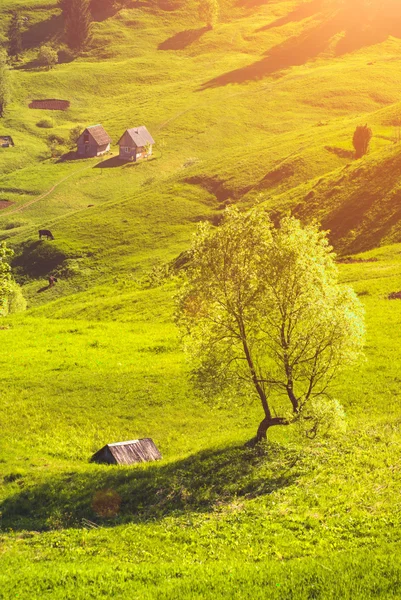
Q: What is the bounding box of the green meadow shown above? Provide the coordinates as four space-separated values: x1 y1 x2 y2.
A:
1 0 401 597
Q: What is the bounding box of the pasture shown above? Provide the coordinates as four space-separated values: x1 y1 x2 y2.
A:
1 0 401 597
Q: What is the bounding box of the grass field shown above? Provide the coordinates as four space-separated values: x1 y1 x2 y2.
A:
1 0 401 597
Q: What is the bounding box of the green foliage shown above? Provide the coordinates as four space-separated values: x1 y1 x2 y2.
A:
177 208 365 440
0 50 10 118
7 10 22 59
37 45 58 70
0 241 14 316
3 280 27 315
353 124 373 159
198 0 219 29
62 0 92 50
36 118 53 129
69 125 82 146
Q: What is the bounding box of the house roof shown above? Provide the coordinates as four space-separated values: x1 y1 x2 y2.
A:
91 438 162 465
84 125 112 146
118 126 155 147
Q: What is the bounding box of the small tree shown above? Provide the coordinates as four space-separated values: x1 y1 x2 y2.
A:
0 242 14 317
177 208 365 443
353 124 372 159
198 0 219 29
0 52 11 118
7 11 23 60
144 141 152 159
69 125 82 147
38 45 58 70
61 0 92 50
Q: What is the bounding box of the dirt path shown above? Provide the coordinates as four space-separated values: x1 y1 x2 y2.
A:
4 158 109 216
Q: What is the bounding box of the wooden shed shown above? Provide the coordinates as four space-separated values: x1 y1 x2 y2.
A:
29 99 70 111
90 438 162 465
118 126 155 162
77 125 112 158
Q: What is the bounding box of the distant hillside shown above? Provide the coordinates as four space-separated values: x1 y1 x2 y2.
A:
272 143 401 254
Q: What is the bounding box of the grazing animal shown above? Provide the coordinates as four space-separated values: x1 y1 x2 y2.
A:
39 229 54 240
48 275 58 288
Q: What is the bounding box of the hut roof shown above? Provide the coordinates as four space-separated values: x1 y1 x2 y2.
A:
118 126 155 147
29 99 70 111
91 438 161 465
84 125 112 146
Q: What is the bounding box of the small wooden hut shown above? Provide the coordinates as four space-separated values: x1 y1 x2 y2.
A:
77 125 112 158
90 438 161 465
118 126 155 161
29 99 70 111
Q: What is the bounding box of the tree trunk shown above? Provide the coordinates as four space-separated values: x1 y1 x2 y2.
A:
246 416 290 447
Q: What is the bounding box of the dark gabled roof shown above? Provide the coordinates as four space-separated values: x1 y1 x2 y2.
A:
118 126 155 147
91 438 162 465
84 125 112 146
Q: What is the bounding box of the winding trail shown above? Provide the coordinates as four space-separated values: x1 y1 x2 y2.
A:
4 158 110 216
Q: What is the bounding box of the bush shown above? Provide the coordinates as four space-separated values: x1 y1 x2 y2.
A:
4 281 26 315
69 125 82 147
3 221 25 230
38 45 58 70
353 124 373 159
198 0 219 29
36 119 53 129
57 47 76 64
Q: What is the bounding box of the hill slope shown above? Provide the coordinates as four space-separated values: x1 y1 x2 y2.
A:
2 0 401 598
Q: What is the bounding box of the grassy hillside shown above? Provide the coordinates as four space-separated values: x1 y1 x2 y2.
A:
1 0 401 597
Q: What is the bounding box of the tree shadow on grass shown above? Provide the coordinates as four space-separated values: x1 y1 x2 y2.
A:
22 14 63 50
1 443 301 531
94 156 123 169
158 27 208 50
255 0 323 33
199 3 401 90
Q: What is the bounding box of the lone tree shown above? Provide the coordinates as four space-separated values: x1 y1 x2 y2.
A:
0 52 11 118
7 11 23 60
198 0 219 29
38 45 58 70
353 124 372 159
60 0 92 50
177 208 365 443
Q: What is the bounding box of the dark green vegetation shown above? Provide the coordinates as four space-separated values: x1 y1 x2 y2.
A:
1 0 401 597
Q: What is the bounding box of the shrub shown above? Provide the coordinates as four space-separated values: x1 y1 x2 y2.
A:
4 281 26 315
38 45 58 70
36 119 53 129
353 124 373 159
198 0 219 29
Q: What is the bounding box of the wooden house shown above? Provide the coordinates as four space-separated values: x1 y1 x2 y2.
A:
77 125 112 158
118 126 155 161
29 99 70 111
90 438 162 465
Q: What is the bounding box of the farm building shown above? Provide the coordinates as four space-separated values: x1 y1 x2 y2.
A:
118 126 155 161
90 438 162 465
29 99 70 111
0 136 14 148
77 125 112 157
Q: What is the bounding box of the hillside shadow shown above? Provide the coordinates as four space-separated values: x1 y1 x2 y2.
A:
256 0 323 33
158 27 208 50
57 151 81 163
94 156 123 169
12 240 67 279
200 3 401 90
1 443 301 531
325 146 354 160
22 14 63 50
200 13 343 89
